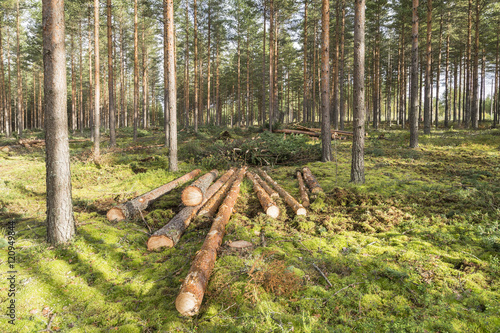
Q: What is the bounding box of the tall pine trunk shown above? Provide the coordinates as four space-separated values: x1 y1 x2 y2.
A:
166 0 178 171
409 0 419 148
194 0 198 132
133 0 139 140
43 0 75 244
94 0 100 160
320 0 331 162
424 0 432 134
107 0 116 146
351 0 365 183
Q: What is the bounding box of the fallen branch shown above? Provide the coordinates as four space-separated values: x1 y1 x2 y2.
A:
181 170 219 206
247 171 280 218
147 169 235 250
296 171 310 208
302 167 323 194
175 167 247 316
257 169 306 216
107 169 201 221
312 263 333 288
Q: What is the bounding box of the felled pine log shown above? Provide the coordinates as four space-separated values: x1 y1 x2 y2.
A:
295 124 355 136
197 171 239 218
181 170 219 206
247 171 279 218
257 169 306 216
146 169 235 250
175 167 247 316
106 169 201 222
302 167 324 194
254 173 279 199
296 171 310 208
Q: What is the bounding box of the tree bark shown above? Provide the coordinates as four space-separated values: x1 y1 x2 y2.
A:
424 0 432 134
16 0 23 136
181 170 218 206
303 0 308 123
79 21 84 133
296 171 310 208
166 0 178 171
321 0 331 162
107 169 201 222
133 0 139 140
351 0 366 184
257 169 306 216
444 15 450 128
0 18 9 137
373 7 380 130
108 0 116 146
254 173 279 199
175 167 247 317
194 0 199 132
471 0 479 128
302 167 323 194
339 0 346 130
247 171 279 218
71 32 76 133
94 0 101 160
43 0 76 244
435 13 443 128
147 168 235 250
261 1 266 125
409 0 419 148
269 0 274 131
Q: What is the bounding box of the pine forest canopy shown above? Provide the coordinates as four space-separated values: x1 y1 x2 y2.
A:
1 0 500 139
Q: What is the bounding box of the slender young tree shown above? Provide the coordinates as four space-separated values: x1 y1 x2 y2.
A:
303 0 308 123
133 0 139 140
16 0 23 136
108 0 116 146
94 0 101 160
43 0 76 244
0 18 9 138
351 0 365 184
410 0 419 148
424 0 432 134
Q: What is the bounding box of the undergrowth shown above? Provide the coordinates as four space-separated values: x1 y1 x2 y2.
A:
0 125 499 332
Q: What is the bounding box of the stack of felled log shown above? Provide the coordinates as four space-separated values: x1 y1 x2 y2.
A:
106 165 324 317
273 124 355 140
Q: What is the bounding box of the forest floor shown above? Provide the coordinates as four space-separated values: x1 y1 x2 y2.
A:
0 124 499 332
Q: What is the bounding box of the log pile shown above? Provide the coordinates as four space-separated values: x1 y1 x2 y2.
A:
146 169 235 250
246 171 280 218
175 167 247 316
106 169 201 221
257 169 307 216
273 125 355 140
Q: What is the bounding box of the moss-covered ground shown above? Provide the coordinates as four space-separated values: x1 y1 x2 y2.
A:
0 125 499 332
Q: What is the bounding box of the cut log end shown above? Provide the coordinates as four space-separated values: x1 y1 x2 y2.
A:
296 208 307 216
266 205 280 219
147 235 174 251
181 187 203 206
175 292 200 317
106 207 126 222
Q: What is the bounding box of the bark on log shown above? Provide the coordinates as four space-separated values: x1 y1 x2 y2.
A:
175 167 247 316
297 171 310 208
146 168 235 250
254 173 279 199
257 169 307 216
107 169 201 221
247 171 279 218
197 171 238 218
302 167 323 194
181 170 219 206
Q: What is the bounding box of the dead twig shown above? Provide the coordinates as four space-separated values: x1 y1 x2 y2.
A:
312 263 333 288
39 313 55 332
328 282 364 299
138 210 152 234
